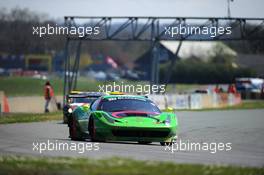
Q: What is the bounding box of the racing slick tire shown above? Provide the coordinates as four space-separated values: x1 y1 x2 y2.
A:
160 136 177 146
88 115 97 142
160 142 174 146
88 115 105 142
69 117 83 141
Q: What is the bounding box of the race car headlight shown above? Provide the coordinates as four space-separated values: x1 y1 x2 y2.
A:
68 108 73 113
164 115 171 126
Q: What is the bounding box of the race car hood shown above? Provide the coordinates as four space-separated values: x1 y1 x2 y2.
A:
111 111 160 118
103 111 175 127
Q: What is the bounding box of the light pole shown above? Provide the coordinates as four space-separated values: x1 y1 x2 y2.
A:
227 0 234 18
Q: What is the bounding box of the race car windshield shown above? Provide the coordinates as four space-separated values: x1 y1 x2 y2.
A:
100 99 161 113
73 97 97 104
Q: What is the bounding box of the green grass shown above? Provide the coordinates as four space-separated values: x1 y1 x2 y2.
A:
209 100 264 110
0 76 99 96
0 112 62 124
0 77 52 96
0 76 200 96
0 156 263 175
228 100 264 109
175 100 264 111
0 76 140 96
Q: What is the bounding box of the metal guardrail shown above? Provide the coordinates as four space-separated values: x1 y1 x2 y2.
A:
148 93 242 110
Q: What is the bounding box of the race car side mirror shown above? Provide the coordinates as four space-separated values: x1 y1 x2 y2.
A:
82 104 90 112
165 107 174 112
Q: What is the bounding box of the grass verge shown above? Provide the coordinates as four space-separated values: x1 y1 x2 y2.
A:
0 156 263 175
0 112 61 124
226 100 264 110
175 100 264 111
0 76 94 96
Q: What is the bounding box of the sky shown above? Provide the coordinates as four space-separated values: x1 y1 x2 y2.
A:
1 0 264 20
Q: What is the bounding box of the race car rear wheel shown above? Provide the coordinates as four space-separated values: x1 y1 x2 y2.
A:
160 142 173 146
160 135 177 146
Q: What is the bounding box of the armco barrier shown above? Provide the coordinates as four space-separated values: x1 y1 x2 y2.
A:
148 93 242 110
8 96 62 113
166 94 178 109
175 94 190 109
201 94 214 108
228 93 242 106
6 93 242 113
190 94 202 109
148 94 166 110
217 93 229 108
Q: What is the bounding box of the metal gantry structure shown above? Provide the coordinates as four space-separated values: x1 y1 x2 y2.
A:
63 16 264 103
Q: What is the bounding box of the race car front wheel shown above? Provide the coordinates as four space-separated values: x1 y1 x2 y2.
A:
88 115 105 142
70 117 82 141
88 116 97 141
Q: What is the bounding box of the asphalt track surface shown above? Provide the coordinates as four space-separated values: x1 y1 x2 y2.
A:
0 110 264 167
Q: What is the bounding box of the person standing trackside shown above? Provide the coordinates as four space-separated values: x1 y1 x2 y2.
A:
214 84 220 93
44 81 54 113
228 84 237 94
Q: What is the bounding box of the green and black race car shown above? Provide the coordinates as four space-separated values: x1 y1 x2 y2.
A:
69 94 178 145
63 91 105 123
